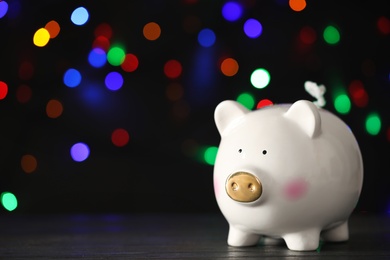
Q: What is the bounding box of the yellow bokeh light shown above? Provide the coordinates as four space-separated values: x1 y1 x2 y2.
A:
33 28 50 47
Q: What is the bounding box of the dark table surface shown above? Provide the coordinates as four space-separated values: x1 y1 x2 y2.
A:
0 211 389 259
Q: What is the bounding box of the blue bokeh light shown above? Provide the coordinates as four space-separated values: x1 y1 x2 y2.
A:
71 7 89 26
63 68 82 88
186 47 217 107
243 18 263 38
88 48 107 68
221 1 242 22
80 82 105 106
70 142 90 162
0 1 9 19
197 28 216 48
6 0 21 19
105 71 124 91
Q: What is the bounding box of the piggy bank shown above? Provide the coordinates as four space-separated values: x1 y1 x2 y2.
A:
213 99 363 251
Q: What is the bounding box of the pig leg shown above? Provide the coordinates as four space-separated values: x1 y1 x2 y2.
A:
282 228 321 251
321 220 349 242
227 225 261 246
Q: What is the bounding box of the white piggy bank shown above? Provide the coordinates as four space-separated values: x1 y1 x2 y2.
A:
213 99 363 251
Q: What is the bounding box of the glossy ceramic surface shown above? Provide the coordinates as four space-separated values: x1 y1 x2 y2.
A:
213 100 363 251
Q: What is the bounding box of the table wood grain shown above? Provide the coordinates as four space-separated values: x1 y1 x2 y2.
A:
0 212 389 259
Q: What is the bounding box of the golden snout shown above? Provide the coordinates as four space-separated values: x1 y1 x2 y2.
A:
225 172 262 203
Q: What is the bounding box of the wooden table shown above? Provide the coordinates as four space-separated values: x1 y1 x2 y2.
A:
0 212 389 259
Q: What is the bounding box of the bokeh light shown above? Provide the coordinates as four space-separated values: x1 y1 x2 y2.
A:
5 0 21 19
80 83 105 106
197 28 216 47
387 127 390 142
299 26 316 44
256 99 273 109
94 22 113 39
107 46 126 66
1 192 18 211
237 92 255 109
46 99 63 118
45 20 60 38
105 71 124 91
334 94 351 114
323 25 340 45
63 68 82 88
377 16 390 35
18 60 34 81
70 142 90 162
21 154 38 173
93 36 110 51
111 128 130 147
166 82 184 101
164 59 182 79
203 146 218 165
33 28 50 47
0 1 8 19
348 80 368 108
220 58 239 76
0 81 8 100
88 48 107 68
16 84 32 103
221 1 243 22
243 18 263 38
250 68 270 89
365 113 381 135
71 7 89 26
143 22 161 41
289 0 306 12
121 53 139 72
0 0 388 215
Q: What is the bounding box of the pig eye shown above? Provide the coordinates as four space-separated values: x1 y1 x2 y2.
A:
238 149 243 153
262 150 267 155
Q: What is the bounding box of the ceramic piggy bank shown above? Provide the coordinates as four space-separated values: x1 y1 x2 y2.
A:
213 99 363 251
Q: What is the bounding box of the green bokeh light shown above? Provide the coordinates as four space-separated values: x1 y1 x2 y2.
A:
237 92 255 110
323 25 340 45
250 68 270 89
334 94 351 114
203 146 218 165
365 113 381 135
107 46 126 66
1 192 18 211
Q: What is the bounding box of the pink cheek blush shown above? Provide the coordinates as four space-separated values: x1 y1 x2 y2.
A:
214 179 220 198
283 179 309 200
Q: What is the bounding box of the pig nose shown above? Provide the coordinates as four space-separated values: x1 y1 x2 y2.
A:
226 172 262 203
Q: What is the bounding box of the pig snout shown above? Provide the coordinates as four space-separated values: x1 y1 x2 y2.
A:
226 172 262 202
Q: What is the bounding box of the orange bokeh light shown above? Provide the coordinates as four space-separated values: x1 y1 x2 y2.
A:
45 20 60 38
143 22 161 41
289 0 306 12
221 58 239 76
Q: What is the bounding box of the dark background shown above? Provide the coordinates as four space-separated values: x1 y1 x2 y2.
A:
0 0 389 215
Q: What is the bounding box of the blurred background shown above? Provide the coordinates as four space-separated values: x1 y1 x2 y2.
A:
0 0 388 214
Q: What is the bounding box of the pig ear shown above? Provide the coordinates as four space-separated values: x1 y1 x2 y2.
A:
214 100 249 135
284 100 321 138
